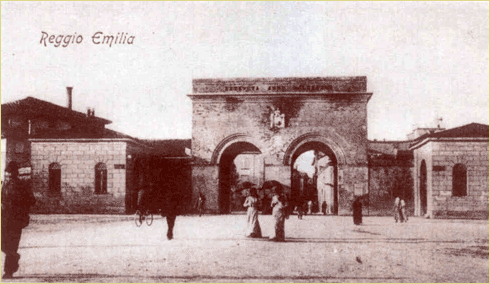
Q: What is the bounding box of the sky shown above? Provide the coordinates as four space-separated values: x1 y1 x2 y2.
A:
1 1 489 141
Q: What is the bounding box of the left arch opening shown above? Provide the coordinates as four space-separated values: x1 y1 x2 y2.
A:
218 142 262 214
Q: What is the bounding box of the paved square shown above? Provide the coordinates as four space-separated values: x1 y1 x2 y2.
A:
2 214 488 283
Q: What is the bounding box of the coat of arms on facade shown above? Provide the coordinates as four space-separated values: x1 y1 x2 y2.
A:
268 106 285 130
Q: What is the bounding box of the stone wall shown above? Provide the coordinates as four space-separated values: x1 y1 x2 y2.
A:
30 141 128 214
413 140 489 219
368 166 414 216
367 146 414 216
191 98 369 166
191 166 219 214
430 141 489 219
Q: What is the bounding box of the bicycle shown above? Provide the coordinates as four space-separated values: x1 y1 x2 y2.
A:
134 209 153 227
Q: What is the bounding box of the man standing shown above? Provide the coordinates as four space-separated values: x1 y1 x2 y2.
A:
1 161 36 279
352 196 363 225
162 191 179 240
196 192 205 217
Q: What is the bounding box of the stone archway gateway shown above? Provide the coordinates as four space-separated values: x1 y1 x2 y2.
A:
188 77 372 214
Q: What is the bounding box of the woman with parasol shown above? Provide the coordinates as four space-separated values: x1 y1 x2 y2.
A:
264 181 288 242
243 186 262 238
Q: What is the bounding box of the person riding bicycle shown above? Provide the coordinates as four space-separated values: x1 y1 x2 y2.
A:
137 182 154 215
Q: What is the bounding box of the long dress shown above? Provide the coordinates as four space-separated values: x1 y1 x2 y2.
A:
394 198 401 223
270 194 286 241
400 200 408 222
243 196 262 238
352 198 362 225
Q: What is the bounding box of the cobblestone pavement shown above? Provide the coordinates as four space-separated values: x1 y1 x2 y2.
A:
1 214 488 283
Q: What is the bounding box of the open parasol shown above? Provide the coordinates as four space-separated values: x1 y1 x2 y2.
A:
237 181 256 190
261 180 283 191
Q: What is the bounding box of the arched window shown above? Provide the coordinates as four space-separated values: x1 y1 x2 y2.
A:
95 163 107 194
452 163 467 197
48 163 61 195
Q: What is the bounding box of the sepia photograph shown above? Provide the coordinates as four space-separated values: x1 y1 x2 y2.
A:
1 1 489 283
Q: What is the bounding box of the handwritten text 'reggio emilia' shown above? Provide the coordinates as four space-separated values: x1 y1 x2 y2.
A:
40 31 135 47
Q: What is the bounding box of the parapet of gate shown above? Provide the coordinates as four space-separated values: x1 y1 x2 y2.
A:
192 76 367 94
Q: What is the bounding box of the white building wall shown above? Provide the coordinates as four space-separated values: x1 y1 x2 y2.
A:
414 140 489 218
31 141 127 197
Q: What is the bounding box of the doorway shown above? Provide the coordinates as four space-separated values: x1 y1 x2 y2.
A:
420 160 427 215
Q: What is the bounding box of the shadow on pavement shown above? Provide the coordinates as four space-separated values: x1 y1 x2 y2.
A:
280 238 469 244
20 237 475 249
13 273 408 282
440 245 489 259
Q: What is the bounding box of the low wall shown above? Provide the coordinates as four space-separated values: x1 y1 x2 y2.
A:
31 192 126 214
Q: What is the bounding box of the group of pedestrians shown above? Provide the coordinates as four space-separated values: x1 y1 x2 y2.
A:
243 184 289 242
352 196 409 225
394 197 408 223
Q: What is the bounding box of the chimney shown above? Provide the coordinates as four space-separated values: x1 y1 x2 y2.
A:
86 108 95 117
66 87 73 110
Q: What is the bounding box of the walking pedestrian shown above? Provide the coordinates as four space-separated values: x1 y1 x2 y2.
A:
352 196 363 225
295 196 305 220
394 197 402 223
269 186 287 242
1 161 36 279
321 201 327 215
261 189 272 215
243 187 262 238
161 191 180 240
400 199 408 222
196 192 205 217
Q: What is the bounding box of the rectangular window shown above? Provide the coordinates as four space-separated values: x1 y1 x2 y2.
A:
452 164 467 197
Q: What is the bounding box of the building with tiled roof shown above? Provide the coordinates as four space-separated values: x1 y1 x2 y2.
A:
1 88 191 214
409 123 488 219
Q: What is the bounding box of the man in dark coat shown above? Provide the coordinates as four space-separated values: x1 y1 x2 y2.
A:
157 174 182 240
352 196 363 225
1 161 36 279
161 191 180 240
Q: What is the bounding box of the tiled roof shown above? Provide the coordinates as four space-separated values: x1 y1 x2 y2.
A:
410 123 489 145
410 123 489 149
28 127 138 140
142 139 191 157
368 140 413 156
1 96 111 125
418 123 488 139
